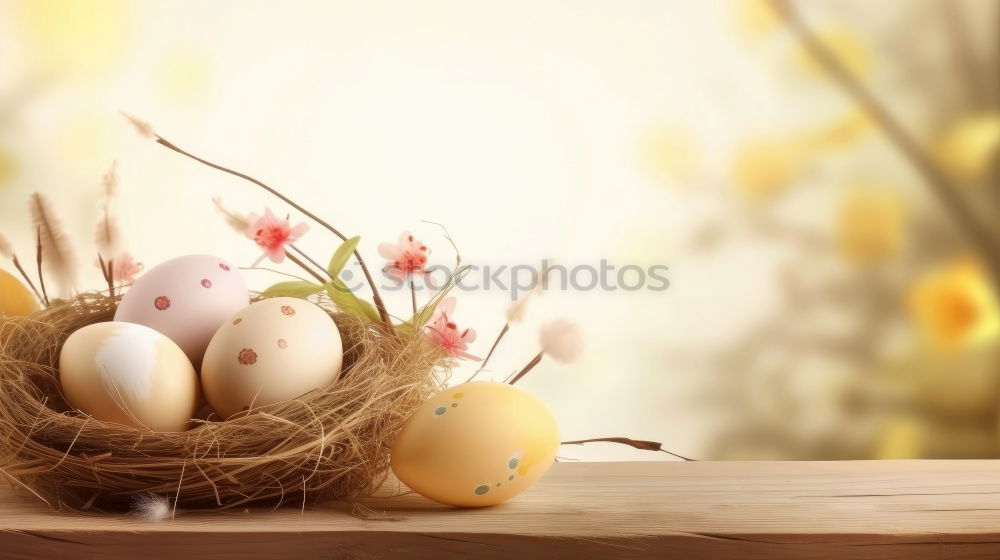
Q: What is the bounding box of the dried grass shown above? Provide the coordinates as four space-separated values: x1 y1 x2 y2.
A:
0 293 445 511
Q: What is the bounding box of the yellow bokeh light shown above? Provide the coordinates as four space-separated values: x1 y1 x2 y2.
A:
802 108 874 152
934 113 1000 184
735 0 781 40
909 258 1000 353
639 126 702 186
730 138 804 201
14 0 132 79
835 187 905 264
874 416 922 459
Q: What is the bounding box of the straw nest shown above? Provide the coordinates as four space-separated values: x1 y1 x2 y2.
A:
0 293 444 511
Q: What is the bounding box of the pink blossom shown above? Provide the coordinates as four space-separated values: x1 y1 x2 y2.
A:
95 252 144 284
245 208 309 263
425 297 480 360
378 231 429 283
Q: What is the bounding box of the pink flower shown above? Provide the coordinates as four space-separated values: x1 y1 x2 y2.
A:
245 208 309 263
425 297 480 360
94 252 144 285
378 231 429 283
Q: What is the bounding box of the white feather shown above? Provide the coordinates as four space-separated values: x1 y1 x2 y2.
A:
131 493 171 522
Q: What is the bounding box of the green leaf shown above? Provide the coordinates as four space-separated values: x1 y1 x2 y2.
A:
262 280 325 299
324 281 380 324
327 236 361 278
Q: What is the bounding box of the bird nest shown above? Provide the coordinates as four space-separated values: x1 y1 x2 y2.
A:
0 293 444 512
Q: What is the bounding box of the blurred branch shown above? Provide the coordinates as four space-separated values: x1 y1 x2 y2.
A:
770 0 1000 281
940 0 990 109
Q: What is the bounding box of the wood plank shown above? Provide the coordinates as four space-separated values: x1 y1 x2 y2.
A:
1 461 999 559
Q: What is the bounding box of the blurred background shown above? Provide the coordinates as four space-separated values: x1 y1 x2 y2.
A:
0 0 997 461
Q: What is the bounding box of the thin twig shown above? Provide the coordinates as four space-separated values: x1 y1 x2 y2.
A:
151 134 393 327
97 255 116 297
285 252 327 284
11 255 43 302
561 438 696 461
508 352 543 385
97 254 110 286
35 226 49 305
409 279 417 315
290 245 334 281
469 323 510 382
240 266 312 283
107 258 115 297
771 0 1000 280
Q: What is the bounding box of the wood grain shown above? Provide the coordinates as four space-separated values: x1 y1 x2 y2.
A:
1 460 999 559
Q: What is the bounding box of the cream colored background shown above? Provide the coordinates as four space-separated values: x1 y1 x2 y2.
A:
1 0 995 461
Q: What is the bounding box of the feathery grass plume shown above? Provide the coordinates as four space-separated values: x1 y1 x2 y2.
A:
94 162 122 259
29 192 79 298
101 160 118 200
212 196 250 233
120 111 155 139
0 232 12 260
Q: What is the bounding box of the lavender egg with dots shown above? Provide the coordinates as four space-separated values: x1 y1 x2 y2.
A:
114 255 249 368
200 297 343 418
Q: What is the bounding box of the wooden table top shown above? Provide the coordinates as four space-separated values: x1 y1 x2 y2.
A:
1 460 999 559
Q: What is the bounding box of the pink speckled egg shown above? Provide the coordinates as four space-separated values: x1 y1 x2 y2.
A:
114 255 249 368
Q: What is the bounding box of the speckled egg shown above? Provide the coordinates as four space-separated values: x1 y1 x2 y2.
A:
114 255 248 367
0 268 38 317
59 322 200 432
391 382 560 507
200 297 343 419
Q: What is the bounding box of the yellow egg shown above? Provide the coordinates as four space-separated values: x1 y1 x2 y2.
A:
0 269 39 317
391 382 559 507
200 297 344 419
59 322 200 432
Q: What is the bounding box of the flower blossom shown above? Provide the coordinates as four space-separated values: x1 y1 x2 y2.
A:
245 208 309 263
425 297 480 360
378 231 429 283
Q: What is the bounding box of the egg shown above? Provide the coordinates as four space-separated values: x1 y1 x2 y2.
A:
0 269 38 317
390 382 559 507
114 255 248 367
200 297 343 418
59 322 200 432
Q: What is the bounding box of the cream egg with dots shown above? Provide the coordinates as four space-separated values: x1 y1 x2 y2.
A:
200 297 343 419
390 382 559 507
114 255 249 368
